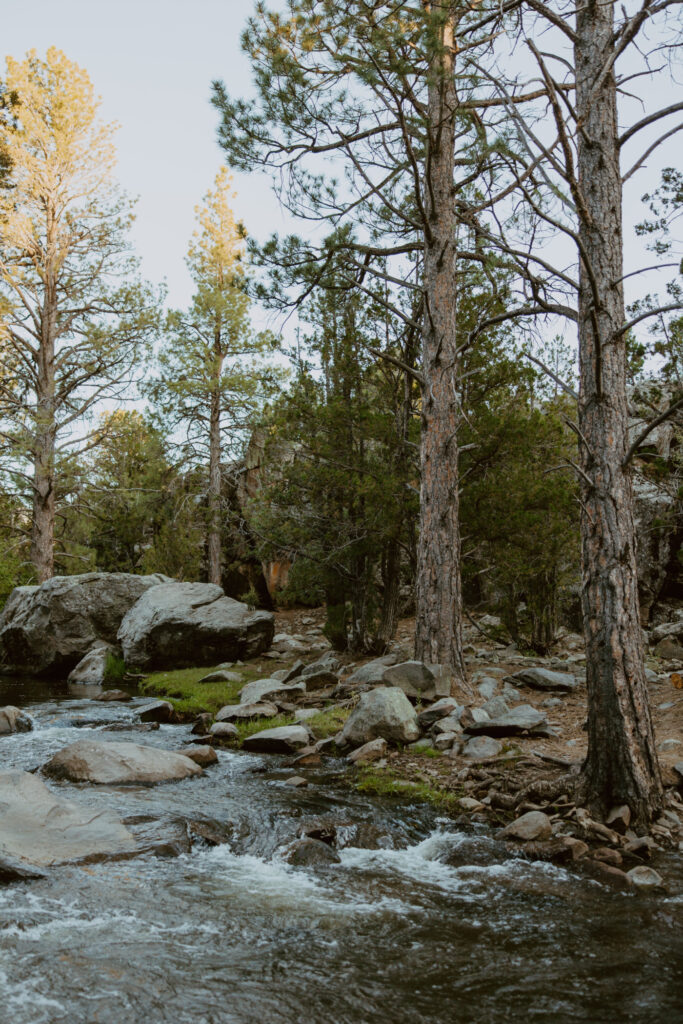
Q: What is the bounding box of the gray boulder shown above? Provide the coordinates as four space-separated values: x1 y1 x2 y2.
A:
344 654 399 687
280 837 341 867
0 705 33 735
138 700 175 723
0 769 137 866
118 582 274 670
0 573 170 676
340 687 420 747
199 668 242 684
239 679 306 705
215 701 279 722
67 642 120 686
42 739 203 785
505 667 578 693
462 735 502 758
464 704 547 737
241 725 310 753
209 722 239 740
381 660 453 701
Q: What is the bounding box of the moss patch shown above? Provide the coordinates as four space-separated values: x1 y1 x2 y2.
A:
103 651 126 685
139 666 247 716
307 705 350 739
355 764 462 811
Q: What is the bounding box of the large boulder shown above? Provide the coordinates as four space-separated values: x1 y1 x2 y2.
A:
0 573 170 676
42 739 203 785
117 582 274 670
0 769 137 866
340 687 420 747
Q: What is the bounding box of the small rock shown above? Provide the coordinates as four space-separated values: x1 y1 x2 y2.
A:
215 701 278 722
209 722 239 740
592 846 623 867
283 775 308 787
624 836 659 857
464 704 547 737
626 865 665 891
434 732 458 750
480 696 509 718
340 687 420 746
191 713 213 735
432 713 463 735
347 738 388 765
459 796 484 812
92 689 131 702
178 745 218 767
582 859 633 891
300 668 338 691
606 805 631 833
294 708 318 722
654 637 683 660
542 697 563 708
477 677 499 700
658 738 681 752
242 725 310 754
460 706 490 729
281 660 306 683
462 735 502 759
381 660 453 701
199 669 242 684
505 667 577 693
138 701 174 723
417 697 460 728
501 811 552 841
344 654 399 687
239 680 306 705
0 706 33 735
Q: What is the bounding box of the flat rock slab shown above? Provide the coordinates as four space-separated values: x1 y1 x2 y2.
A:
464 705 547 737
215 701 279 722
239 679 306 705
505 668 578 693
117 581 274 671
199 669 243 684
241 725 310 754
0 769 137 866
340 687 420 747
42 739 203 785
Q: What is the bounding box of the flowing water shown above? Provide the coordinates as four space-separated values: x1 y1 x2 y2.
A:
1 677 682 1024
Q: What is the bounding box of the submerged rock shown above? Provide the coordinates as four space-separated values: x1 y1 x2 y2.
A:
0 705 33 735
42 739 203 785
0 572 170 676
340 687 420 747
92 689 131 702
280 837 341 867
138 700 175 723
0 769 137 866
118 581 274 671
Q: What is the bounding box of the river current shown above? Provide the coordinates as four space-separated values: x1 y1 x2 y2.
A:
1 677 682 1024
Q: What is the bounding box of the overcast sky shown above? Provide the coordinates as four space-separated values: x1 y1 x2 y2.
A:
5 0 288 313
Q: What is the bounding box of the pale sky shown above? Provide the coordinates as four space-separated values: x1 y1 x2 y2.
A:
4 0 290 313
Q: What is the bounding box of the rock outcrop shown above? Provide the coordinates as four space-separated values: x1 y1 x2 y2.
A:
42 739 203 785
0 769 137 866
117 582 274 670
0 573 170 676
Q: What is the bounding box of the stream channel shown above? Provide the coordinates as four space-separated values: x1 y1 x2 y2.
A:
1 677 682 1024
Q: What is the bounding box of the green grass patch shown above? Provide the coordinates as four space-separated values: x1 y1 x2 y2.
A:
139 666 246 716
306 705 350 739
103 651 126 685
355 765 462 811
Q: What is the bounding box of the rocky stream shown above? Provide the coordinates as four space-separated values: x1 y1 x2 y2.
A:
1 672 682 1024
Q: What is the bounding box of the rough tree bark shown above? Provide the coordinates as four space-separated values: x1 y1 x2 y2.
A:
30 210 57 583
575 0 663 825
206 341 224 586
414 4 467 685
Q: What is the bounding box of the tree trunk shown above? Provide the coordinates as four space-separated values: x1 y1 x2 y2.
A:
30 221 57 583
415 4 466 684
376 534 401 652
207 378 222 586
575 0 663 825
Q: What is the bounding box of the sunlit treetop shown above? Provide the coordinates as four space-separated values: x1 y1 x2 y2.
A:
187 165 246 289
